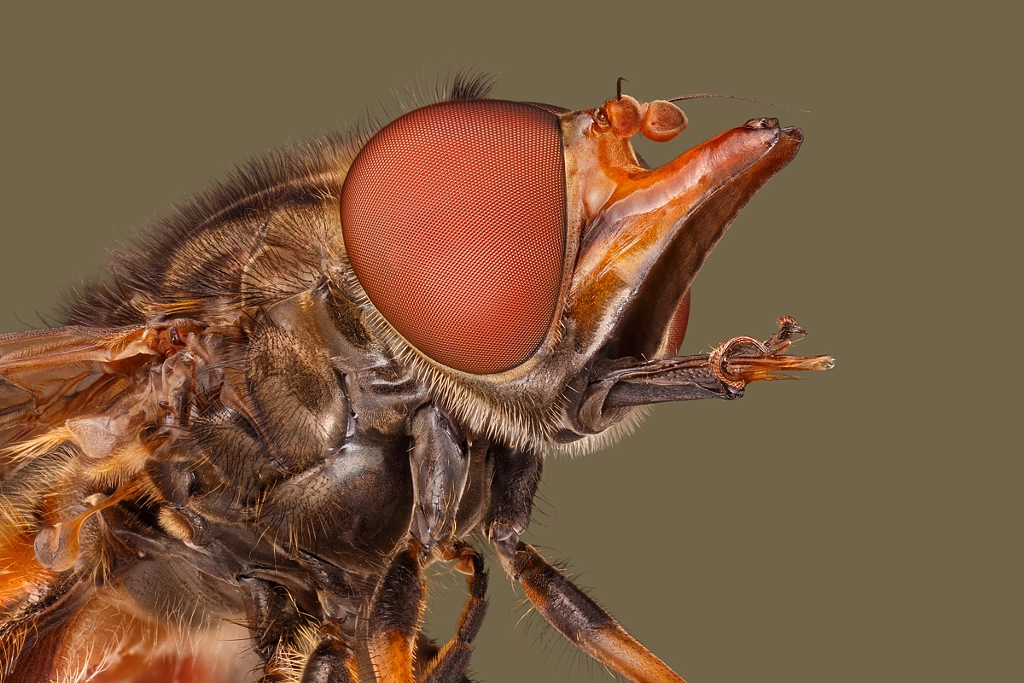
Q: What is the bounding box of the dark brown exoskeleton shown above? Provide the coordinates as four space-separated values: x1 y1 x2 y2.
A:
0 76 831 682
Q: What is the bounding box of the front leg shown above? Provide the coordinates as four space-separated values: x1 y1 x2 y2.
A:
366 540 488 683
487 446 685 683
367 539 425 683
418 544 488 683
494 540 684 683
367 403 480 682
408 404 470 554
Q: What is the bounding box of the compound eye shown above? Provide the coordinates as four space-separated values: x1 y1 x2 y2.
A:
341 100 567 374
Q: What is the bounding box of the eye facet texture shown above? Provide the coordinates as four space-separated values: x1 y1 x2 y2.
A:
342 100 566 374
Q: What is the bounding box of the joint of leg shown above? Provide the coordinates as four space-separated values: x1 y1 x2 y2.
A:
495 539 541 581
452 544 483 577
488 520 521 547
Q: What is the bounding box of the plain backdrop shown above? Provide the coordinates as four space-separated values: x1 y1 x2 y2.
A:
1 3 1018 682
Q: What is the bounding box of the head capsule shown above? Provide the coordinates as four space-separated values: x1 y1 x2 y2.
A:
340 86 798 406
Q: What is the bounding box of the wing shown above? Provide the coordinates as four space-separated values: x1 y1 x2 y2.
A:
0 321 210 682
0 324 176 454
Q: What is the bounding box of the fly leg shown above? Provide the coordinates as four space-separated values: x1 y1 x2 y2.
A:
367 539 425 682
243 577 358 683
300 621 360 683
368 541 488 683
416 544 488 683
495 541 685 683
259 624 359 683
368 403 481 682
488 447 686 683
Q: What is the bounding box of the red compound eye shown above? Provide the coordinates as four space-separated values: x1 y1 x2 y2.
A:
341 100 567 374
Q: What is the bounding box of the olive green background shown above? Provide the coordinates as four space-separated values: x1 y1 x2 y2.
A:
1 3 1018 682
